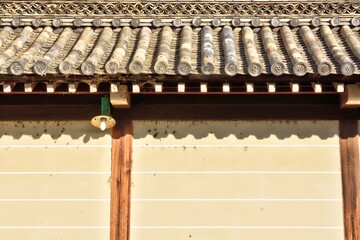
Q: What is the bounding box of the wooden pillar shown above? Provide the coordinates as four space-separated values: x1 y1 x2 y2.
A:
110 120 132 240
339 119 360 240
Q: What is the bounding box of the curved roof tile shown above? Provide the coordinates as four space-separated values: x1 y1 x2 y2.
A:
0 25 359 76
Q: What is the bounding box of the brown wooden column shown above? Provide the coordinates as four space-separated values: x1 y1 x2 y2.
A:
111 120 132 240
340 119 360 240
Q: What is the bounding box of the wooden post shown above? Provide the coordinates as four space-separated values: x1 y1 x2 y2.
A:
111 120 132 240
339 119 360 240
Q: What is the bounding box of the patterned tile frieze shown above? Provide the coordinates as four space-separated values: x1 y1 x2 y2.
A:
0 2 359 16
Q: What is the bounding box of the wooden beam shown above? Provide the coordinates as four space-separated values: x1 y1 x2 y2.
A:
155 83 163 93
200 83 207 93
2 94 360 120
0 72 353 83
246 82 254 93
267 83 276 93
132 83 140 93
110 120 132 240
222 83 230 93
312 82 322 93
339 120 360 240
290 83 300 93
178 83 185 93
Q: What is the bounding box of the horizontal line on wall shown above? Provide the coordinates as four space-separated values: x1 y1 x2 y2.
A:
0 226 110 229
0 145 111 148
132 171 341 174
133 144 339 148
0 199 111 202
130 226 344 229
0 172 111 175
131 198 342 202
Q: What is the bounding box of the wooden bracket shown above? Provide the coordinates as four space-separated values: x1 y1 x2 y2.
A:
341 84 360 108
110 83 130 108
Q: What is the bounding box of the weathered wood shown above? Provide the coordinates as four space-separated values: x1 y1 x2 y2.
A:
110 83 130 108
105 27 132 75
280 26 307 76
341 84 360 108
178 26 192 76
201 26 215 75
222 26 238 76
242 27 261 77
9 27 52 76
59 27 93 75
110 120 132 240
321 25 354 76
261 26 285 76
81 27 113 75
0 26 33 67
342 26 360 61
154 26 172 75
0 27 13 48
339 120 360 240
129 27 151 74
34 27 73 76
300 26 332 76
